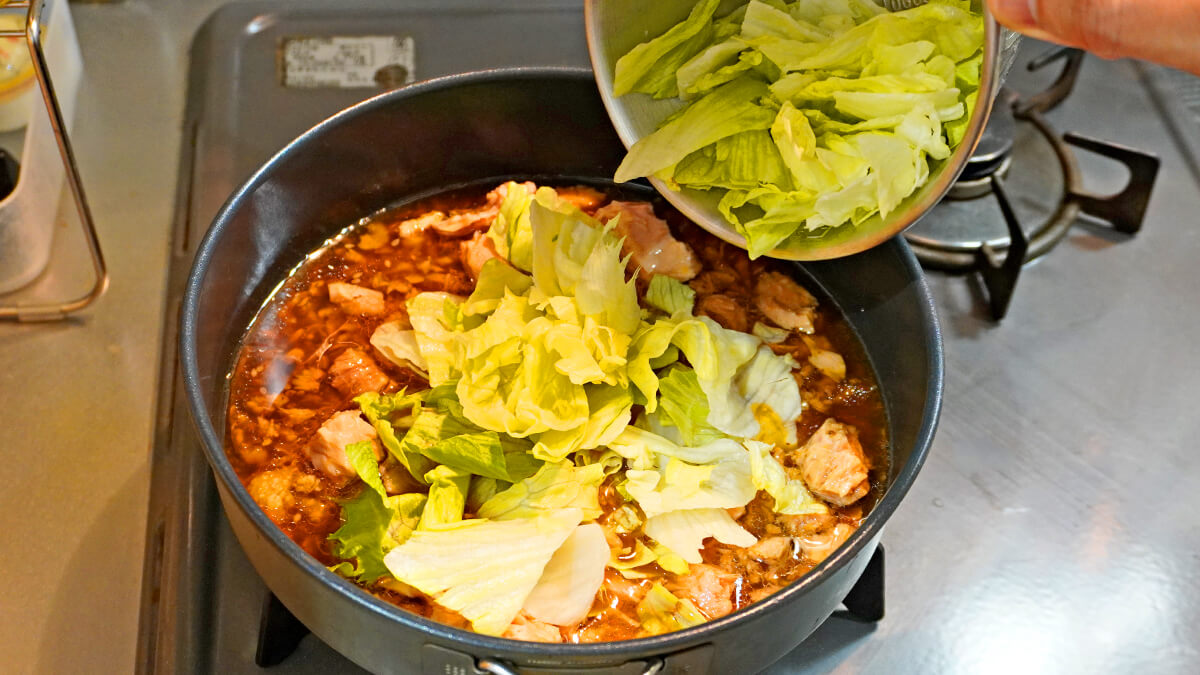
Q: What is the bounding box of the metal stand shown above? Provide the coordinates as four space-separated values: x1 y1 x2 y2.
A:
0 0 107 321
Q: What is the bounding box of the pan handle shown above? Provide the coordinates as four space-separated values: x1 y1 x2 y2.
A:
477 657 663 675
423 643 710 675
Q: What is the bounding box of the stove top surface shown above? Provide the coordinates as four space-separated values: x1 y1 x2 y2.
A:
139 2 1200 673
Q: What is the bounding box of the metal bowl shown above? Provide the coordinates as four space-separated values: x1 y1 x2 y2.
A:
586 0 1015 260
181 68 943 675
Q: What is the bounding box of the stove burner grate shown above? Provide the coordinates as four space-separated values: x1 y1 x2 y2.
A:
904 48 1161 320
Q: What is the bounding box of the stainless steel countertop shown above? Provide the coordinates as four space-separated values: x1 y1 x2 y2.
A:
2 1 1199 673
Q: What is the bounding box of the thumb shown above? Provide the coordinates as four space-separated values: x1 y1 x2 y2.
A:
987 0 1200 75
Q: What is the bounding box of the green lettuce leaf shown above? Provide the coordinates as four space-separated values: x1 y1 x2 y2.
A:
486 181 536 270
417 464 472 530
645 275 697 317
399 406 513 481
369 322 428 377
355 390 432 484
383 508 584 635
477 461 605 521
643 508 757 563
613 0 723 99
522 523 610 626
636 584 708 634
329 490 426 583
345 440 386 498
407 292 465 385
614 77 778 184
656 366 725 446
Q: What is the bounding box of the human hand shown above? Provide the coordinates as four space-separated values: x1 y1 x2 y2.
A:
987 0 1200 75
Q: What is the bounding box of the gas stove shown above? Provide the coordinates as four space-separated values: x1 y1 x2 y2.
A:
136 2 1200 674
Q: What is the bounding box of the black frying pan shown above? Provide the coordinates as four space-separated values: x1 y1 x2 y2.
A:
181 68 943 675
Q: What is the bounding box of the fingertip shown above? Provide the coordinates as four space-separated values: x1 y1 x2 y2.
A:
987 0 1061 45
988 0 1036 30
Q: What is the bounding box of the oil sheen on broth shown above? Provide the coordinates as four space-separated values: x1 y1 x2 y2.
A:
226 182 888 643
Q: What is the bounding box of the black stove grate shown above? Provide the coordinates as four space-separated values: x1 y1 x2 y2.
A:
905 48 1161 320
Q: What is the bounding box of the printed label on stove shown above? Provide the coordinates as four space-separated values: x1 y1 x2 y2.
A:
280 36 415 89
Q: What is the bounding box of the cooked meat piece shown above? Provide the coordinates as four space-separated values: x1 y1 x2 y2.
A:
776 512 838 538
669 564 736 619
754 271 818 334
247 468 322 526
799 419 870 507
747 536 792 561
604 570 650 606
328 281 386 317
328 347 389 397
307 409 381 485
432 181 536 237
460 231 503 280
398 211 446 238
797 522 855 565
689 268 739 297
557 185 606 211
726 505 746 521
697 294 749 333
594 201 700 281
503 611 564 643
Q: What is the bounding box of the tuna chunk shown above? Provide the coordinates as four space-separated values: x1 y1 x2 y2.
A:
799 419 870 507
503 611 564 643
796 522 856 565
594 201 700 281
747 536 792 561
307 409 382 485
328 281 386 316
754 271 818 334
696 294 749 332
460 231 503 280
433 181 536 237
247 468 322 525
669 564 737 619
328 347 389 397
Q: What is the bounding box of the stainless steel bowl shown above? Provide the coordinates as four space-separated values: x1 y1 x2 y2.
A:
586 0 1020 260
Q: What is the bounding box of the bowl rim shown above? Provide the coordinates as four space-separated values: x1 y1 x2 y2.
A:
180 66 944 660
584 0 1004 261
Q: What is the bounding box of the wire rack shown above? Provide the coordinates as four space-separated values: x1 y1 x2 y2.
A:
0 0 106 321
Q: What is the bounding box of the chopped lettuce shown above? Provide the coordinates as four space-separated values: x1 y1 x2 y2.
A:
611 0 985 256
486 181 536 271
636 584 708 634
613 0 723 99
407 292 465 385
624 446 756 519
645 274 697 317
477 460 605 521
355 390 432 484
417 464 472 530
655 366 725 446
330 490 426 583
523 523 610 626
383 508 583 635
614 77 777 184
746 439 829 516
345 440 386 498
643 508 757 563
399 406 513 481
370 322 428 377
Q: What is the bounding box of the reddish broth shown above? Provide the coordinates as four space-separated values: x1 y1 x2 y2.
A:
226 183 888 641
